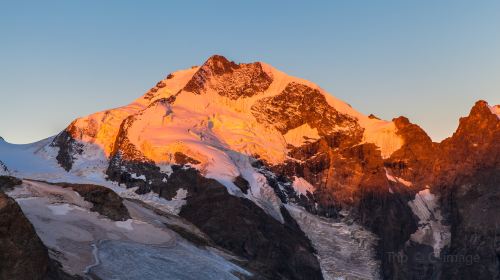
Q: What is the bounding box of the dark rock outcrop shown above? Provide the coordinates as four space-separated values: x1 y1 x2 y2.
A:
51 182 131 221
438 168 500 279
432 101 500 279
0 160 8 175
45 260 84 280
184 55 273 99
233 175 250 194
51 129 83 171
0 175 22 192
385 116 438 186
174 152 201 165
173 167 323 280
357 184 419 279
252 82 362 137
0 192 49 280
433 100 499 186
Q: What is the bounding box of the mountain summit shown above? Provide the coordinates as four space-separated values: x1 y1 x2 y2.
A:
57 55 403 171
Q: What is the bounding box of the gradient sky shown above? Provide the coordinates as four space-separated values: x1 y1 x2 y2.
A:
1 0 499 144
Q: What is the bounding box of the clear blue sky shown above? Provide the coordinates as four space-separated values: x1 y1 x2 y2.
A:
1 0 499 143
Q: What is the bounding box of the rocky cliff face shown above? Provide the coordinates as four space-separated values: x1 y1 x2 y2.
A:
433 101 500 279
0 191 49 280
252 82 362 137
378 100 499 279
174 167 322 280
271 123 422 279
265 99 499 280
184 55 273 99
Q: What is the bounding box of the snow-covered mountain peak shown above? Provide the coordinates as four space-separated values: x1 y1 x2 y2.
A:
55 55 407 175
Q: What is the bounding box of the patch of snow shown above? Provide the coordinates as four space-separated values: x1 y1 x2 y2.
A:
0 137 66 179
385 169 397 183
66 140 109 179
139 188 190 215
113 187 185 215
115 219 134 231
362 120 403 158
286 204 380 280
396 177 412 187
131 173 146 181
408 189 450 257
283 123 320 147
173 188 188 200
292 176 315 196
229 152 284 223
385 168 412 187
488 104 500 119
47 203 74 215
158 163 173 175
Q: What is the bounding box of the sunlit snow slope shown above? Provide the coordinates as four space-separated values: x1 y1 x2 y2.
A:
65 55 403 174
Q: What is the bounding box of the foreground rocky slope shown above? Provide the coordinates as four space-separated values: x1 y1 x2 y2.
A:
0 56 498 279
2 178 252 279
433 101 500 279
0 189 49 280
0 177 80 280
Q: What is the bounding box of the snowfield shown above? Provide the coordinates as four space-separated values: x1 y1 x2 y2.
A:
6 180 250 279
88 240 249 280
286 205 380 280
408 188 451 257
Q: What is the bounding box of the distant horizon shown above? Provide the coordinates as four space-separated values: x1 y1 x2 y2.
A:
1 1 499 143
